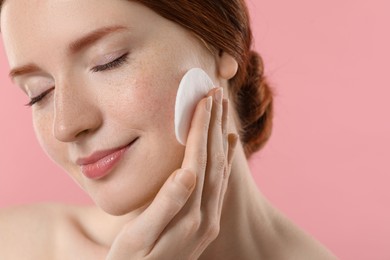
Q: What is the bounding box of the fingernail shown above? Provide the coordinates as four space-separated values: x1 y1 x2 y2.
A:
174 169 195 190
227 134 239 169
229 133 239 149
206 96 213 112
214 88 223 104
222 98 229 136
223 98 229 116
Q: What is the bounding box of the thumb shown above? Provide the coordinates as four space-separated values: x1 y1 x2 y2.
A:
112 169 196 254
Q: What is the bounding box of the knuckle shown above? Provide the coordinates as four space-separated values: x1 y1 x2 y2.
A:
196 153 208 171
223 167 230 179
122 228 146 250
213 152 226 172
222 127 228 136
126 239 145 251
162 191 186 209
214 116 223 127
183 216 201 236
203 220 220 241
202 122 210 133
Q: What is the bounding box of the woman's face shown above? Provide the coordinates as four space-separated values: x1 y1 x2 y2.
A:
1 0 218 215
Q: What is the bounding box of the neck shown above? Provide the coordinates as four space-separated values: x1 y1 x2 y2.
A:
199 143 279 260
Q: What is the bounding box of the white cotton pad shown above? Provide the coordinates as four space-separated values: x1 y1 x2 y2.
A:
175 68 215 145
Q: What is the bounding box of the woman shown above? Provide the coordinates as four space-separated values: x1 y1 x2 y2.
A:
0 0 337 259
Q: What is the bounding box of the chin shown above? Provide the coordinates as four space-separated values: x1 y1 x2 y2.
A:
97 194 154 216
92 189 157 216
87 177 164 216
85 164 177 216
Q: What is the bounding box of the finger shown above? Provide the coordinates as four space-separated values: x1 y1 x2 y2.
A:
222 98 229 153
181 94 213 210
212 98 229 218
217 133 238 217
201 88 226 218
114 168 196 255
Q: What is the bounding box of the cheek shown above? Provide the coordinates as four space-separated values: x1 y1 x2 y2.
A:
33 112 53 155
144 74 179 139
115 66 180 134
32 112 69 170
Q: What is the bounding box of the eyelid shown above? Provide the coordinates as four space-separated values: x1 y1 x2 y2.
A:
91 52 129 72
22 76 55 97
93 50 128 66
25 86 55 107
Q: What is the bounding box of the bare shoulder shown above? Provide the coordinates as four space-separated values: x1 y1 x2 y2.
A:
0 203 93 260
269 206 339 260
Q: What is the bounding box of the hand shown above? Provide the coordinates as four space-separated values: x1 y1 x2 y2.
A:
106 87 238 260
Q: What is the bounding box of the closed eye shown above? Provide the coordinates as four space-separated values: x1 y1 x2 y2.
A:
25 87 55 107
25 53 129 107
91 52 129 72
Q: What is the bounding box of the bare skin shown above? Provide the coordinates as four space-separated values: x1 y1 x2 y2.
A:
0 1 337 259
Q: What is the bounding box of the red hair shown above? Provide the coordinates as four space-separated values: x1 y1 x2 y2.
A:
133 1 274 158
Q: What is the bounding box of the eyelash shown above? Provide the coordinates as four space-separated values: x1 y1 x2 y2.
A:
25 87 55 107
25 53 129 107
91 52 129 72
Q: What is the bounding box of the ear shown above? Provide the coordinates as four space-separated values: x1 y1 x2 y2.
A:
217 51 239 80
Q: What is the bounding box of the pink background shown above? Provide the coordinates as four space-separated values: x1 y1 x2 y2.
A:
1 0 389 259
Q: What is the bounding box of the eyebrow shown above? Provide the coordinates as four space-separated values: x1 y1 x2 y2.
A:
68 25 127 54
9 25 128 81
9 64 41 81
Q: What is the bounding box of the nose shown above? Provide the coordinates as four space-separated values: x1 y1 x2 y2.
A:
53 80 102 143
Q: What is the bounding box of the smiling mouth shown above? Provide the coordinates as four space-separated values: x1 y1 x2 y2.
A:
79 138 139 180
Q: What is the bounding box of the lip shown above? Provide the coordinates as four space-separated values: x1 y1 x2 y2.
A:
77 138 138 180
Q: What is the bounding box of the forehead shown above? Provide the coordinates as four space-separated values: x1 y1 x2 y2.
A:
1 0 138 31
0 0 156 68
